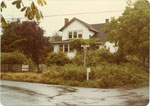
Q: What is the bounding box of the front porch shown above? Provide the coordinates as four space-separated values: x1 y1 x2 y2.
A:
52 40 76 58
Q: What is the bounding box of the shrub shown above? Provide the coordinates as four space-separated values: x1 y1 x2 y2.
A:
70 39 87 51
46 52 71 66
1 51 29 64
1 62 149 88
72 48 114 66
42 63 149 88
1 51 37 72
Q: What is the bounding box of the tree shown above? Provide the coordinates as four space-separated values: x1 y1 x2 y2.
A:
69 38 100 51
102 0 150 65
46 52 71 66
1 21 51 65
50 32 62 42
1 0 46 27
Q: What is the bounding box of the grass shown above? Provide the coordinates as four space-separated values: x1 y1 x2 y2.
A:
1 63 149 88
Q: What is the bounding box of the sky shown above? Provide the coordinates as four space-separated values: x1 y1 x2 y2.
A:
1 0 140 36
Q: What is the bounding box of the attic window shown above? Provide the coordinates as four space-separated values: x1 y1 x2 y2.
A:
74 31 77 38
69 32 72 38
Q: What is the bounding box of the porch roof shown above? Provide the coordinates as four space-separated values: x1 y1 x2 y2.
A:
51 40 69 44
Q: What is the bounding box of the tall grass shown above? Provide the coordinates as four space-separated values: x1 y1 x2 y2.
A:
42 63 149 88
1 63 148 88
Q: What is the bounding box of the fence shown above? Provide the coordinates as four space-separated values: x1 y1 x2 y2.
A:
1 64 29 72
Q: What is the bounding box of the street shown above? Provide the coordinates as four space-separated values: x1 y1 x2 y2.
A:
0 80 149 106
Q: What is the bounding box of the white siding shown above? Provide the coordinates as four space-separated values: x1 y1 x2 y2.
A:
67 50 76 59
105 42 118 53
54 44 59 53
62 20 94 40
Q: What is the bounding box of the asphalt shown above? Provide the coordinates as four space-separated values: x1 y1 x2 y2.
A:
0 80 149 106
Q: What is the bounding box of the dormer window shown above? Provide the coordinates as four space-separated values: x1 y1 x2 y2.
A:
69 32 72 38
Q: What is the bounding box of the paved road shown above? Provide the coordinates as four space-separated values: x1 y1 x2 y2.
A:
0 80 149 106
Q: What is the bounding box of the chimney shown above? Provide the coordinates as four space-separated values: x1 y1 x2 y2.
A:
105 19 109 24
64 18 69 26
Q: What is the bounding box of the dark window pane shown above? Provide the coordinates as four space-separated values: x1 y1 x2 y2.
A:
74 31 77 38
64 45 68 52
59 45 63 52
69 32 72 38
70 46 73 51
78 34 82 38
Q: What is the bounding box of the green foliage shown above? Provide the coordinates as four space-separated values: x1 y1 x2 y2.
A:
102 0 150 64
1 51 29 64
50 32 62 42
70 39 87 51
46 52 71 66
72 48 118 66
1 0 46 27
87 38 100 50
1 51 37 72
1 21 51 65
42 63 148 88
70 38 100 51
1 63 148 88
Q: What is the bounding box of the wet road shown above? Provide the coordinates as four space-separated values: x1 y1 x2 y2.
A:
0 80 149 106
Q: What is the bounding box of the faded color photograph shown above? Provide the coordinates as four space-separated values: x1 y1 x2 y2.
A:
0 0 149 106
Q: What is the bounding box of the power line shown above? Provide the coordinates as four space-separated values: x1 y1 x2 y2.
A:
4 8 150 20
44 10 124 17
5 9 124 20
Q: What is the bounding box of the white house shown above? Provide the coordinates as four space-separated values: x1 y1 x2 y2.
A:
52 17 116 58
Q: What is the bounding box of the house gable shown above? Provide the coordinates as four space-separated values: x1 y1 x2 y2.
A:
61 18 96 40
59 17 98 33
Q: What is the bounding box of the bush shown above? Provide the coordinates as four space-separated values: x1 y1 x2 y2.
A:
70 39 87 51
1 51 29 64
46 52 71 66
1 62 148 88
1 51 37 72
72 48 114 66
42 63 149 88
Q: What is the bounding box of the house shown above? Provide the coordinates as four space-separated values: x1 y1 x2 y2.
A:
52 17 109 58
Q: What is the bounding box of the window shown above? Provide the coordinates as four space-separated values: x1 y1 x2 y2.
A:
59 45 63 52
68 30 83 39
74 31 77 38
68 32 72 39
78 34 82 38
64 44 68 52
70 45 73 52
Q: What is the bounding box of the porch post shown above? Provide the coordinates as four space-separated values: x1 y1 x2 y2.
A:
68 44 70 52
63 44 65 52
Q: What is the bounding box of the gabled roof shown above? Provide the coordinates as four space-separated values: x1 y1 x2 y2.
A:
59 17 98 33
59 17 107 42
90 23 107 42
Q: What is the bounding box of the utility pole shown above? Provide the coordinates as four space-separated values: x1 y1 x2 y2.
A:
81 45 90 67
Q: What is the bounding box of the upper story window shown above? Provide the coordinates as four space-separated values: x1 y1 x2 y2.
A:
69 32 72 38
74 31 77 38
68 30 83 39
78 34 82 38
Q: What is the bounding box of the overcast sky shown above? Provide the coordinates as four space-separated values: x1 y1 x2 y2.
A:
2 0 139 36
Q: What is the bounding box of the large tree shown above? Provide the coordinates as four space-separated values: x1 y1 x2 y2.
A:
1 21 50 65
50 32 62 42
102 0 150 64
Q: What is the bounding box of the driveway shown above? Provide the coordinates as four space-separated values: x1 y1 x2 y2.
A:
0 80 149 106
